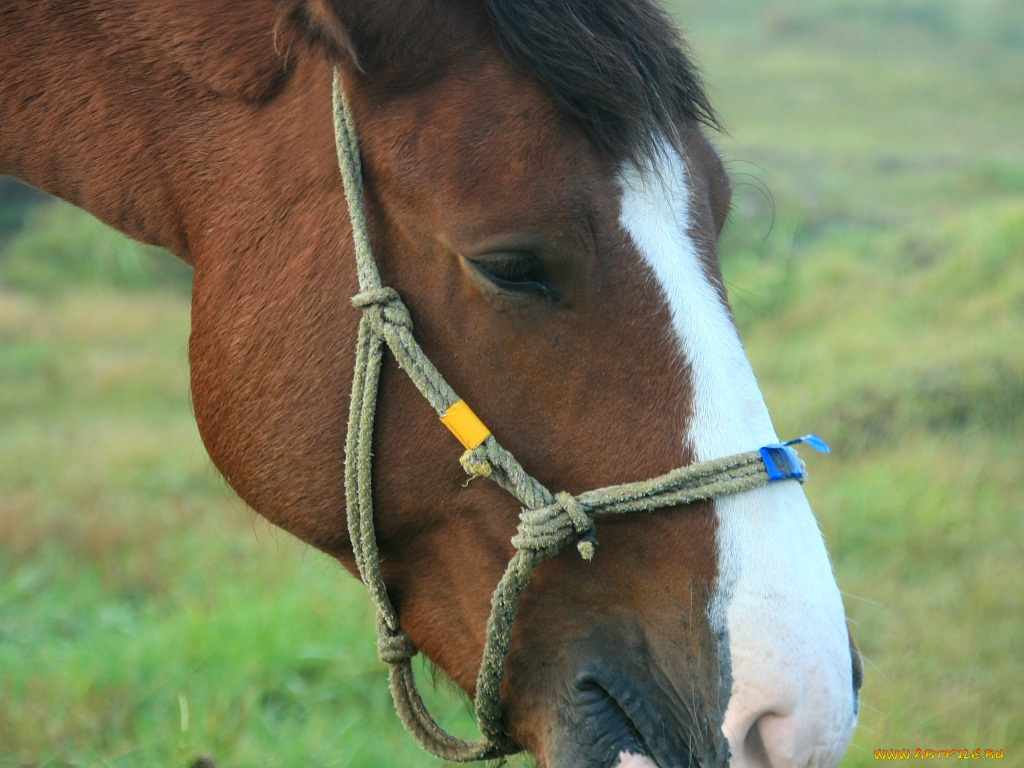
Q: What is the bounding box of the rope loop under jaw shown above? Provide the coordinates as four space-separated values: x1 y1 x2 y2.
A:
330 68 831 763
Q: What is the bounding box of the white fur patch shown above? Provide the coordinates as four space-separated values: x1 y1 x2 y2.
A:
617 141 856 768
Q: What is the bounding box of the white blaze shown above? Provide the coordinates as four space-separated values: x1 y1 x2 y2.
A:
616 141 856 768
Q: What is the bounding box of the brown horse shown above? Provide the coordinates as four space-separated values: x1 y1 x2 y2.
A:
0 1 861 766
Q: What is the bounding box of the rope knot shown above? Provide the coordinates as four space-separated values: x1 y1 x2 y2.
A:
351 286 413 330
555 491 598 561
554 491 591 535
351 286 400 309
511 491 596 559
376 620 418 664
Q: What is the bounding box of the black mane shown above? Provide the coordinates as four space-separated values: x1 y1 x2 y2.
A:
484 0 719 162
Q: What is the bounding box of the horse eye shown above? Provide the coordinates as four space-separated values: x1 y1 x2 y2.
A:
473 252 538 283
469 253 560 302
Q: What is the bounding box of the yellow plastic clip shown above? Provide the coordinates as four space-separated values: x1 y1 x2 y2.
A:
440 400 491 451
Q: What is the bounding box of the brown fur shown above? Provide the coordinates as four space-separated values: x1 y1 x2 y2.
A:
1 1 735 764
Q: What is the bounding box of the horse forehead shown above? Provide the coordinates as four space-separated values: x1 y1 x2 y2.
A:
360 39 726 212
372 70 594 181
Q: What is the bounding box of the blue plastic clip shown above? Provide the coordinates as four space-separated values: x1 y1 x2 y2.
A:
759 434 830 483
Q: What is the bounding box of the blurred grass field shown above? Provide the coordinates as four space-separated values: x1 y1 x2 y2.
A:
1 0 1022 765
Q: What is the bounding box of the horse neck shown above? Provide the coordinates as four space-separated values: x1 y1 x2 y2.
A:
0 2 332 266
1 6 174 255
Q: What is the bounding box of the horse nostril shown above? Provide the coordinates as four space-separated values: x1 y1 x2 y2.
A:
741 717 774 768
731 710 853 768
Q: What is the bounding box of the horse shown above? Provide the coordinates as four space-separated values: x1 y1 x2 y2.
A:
0 1 862 766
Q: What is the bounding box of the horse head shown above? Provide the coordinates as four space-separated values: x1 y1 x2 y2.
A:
0 1 860 765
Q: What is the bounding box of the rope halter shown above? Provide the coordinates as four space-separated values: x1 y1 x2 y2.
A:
331 70 830 762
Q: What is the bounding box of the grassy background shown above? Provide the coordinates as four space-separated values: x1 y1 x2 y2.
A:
1 0 1021 765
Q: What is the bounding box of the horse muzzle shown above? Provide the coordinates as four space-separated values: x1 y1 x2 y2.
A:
512 602 858 768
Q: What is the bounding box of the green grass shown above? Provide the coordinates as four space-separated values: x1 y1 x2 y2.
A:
0 203 192 295
2 1 1023 765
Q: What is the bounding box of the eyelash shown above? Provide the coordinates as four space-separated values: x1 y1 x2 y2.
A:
477 255 538 284
470 254 561 302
